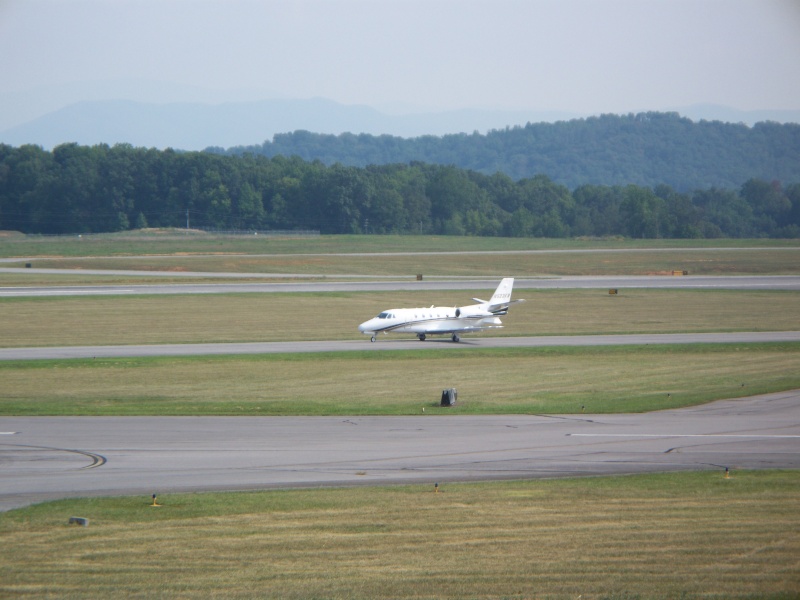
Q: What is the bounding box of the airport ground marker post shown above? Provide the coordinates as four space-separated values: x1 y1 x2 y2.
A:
440 388 457 406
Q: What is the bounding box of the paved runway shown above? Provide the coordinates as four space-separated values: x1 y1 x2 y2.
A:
1 390 798 511
2 275 800 296
2 331 800 361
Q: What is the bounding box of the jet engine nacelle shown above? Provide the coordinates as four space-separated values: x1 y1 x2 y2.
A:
464 309 496 318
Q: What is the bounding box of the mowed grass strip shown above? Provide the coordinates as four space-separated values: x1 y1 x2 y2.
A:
1 231 581 258
1 471 797 599
3 232 797 259
1 289 798 348
2 344 799 415
7 246 800 276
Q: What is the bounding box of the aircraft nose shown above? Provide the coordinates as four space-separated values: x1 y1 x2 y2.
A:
359 318 379 333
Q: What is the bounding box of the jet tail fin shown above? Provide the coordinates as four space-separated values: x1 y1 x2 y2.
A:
489 278 514 305
486 278 524 315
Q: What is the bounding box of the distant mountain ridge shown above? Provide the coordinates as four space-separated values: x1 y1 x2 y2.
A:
2 96 800 153
223 112 800 191
3 98 800 191
0 98 583 150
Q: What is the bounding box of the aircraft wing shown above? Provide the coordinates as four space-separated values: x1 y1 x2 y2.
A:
433 323 505 334
432 312 506 334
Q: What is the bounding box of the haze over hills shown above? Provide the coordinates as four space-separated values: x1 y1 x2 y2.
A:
0 98 584 150
2 82 799 193
2 94 800 152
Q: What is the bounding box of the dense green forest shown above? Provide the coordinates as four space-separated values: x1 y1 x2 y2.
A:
1 142 799 238
214 113 800 192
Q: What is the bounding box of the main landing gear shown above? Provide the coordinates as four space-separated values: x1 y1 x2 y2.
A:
368 333 462 343
415 333 460 342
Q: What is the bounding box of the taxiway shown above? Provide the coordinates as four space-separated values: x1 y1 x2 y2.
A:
1 390 798 511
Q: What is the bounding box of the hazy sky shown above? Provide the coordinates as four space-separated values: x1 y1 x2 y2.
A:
2 0 800 117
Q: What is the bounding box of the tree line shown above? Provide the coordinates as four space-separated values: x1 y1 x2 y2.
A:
1 142 798 238
215 112 800 192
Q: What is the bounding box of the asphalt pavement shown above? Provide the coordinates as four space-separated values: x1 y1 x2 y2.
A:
2 390 798 511
2 274 800 296
2 331 800 361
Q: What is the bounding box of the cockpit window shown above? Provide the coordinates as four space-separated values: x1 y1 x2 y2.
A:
378 312 389 319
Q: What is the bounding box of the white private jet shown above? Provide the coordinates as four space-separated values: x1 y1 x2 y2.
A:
358 278 524 342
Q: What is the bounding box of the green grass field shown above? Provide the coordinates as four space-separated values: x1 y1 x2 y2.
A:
2 344 799 415
2 231 798 258
2 233 799 283
1 235 797 416
2 234 799 598
1 471 797 599
1 289 798 347
5 246 800 277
